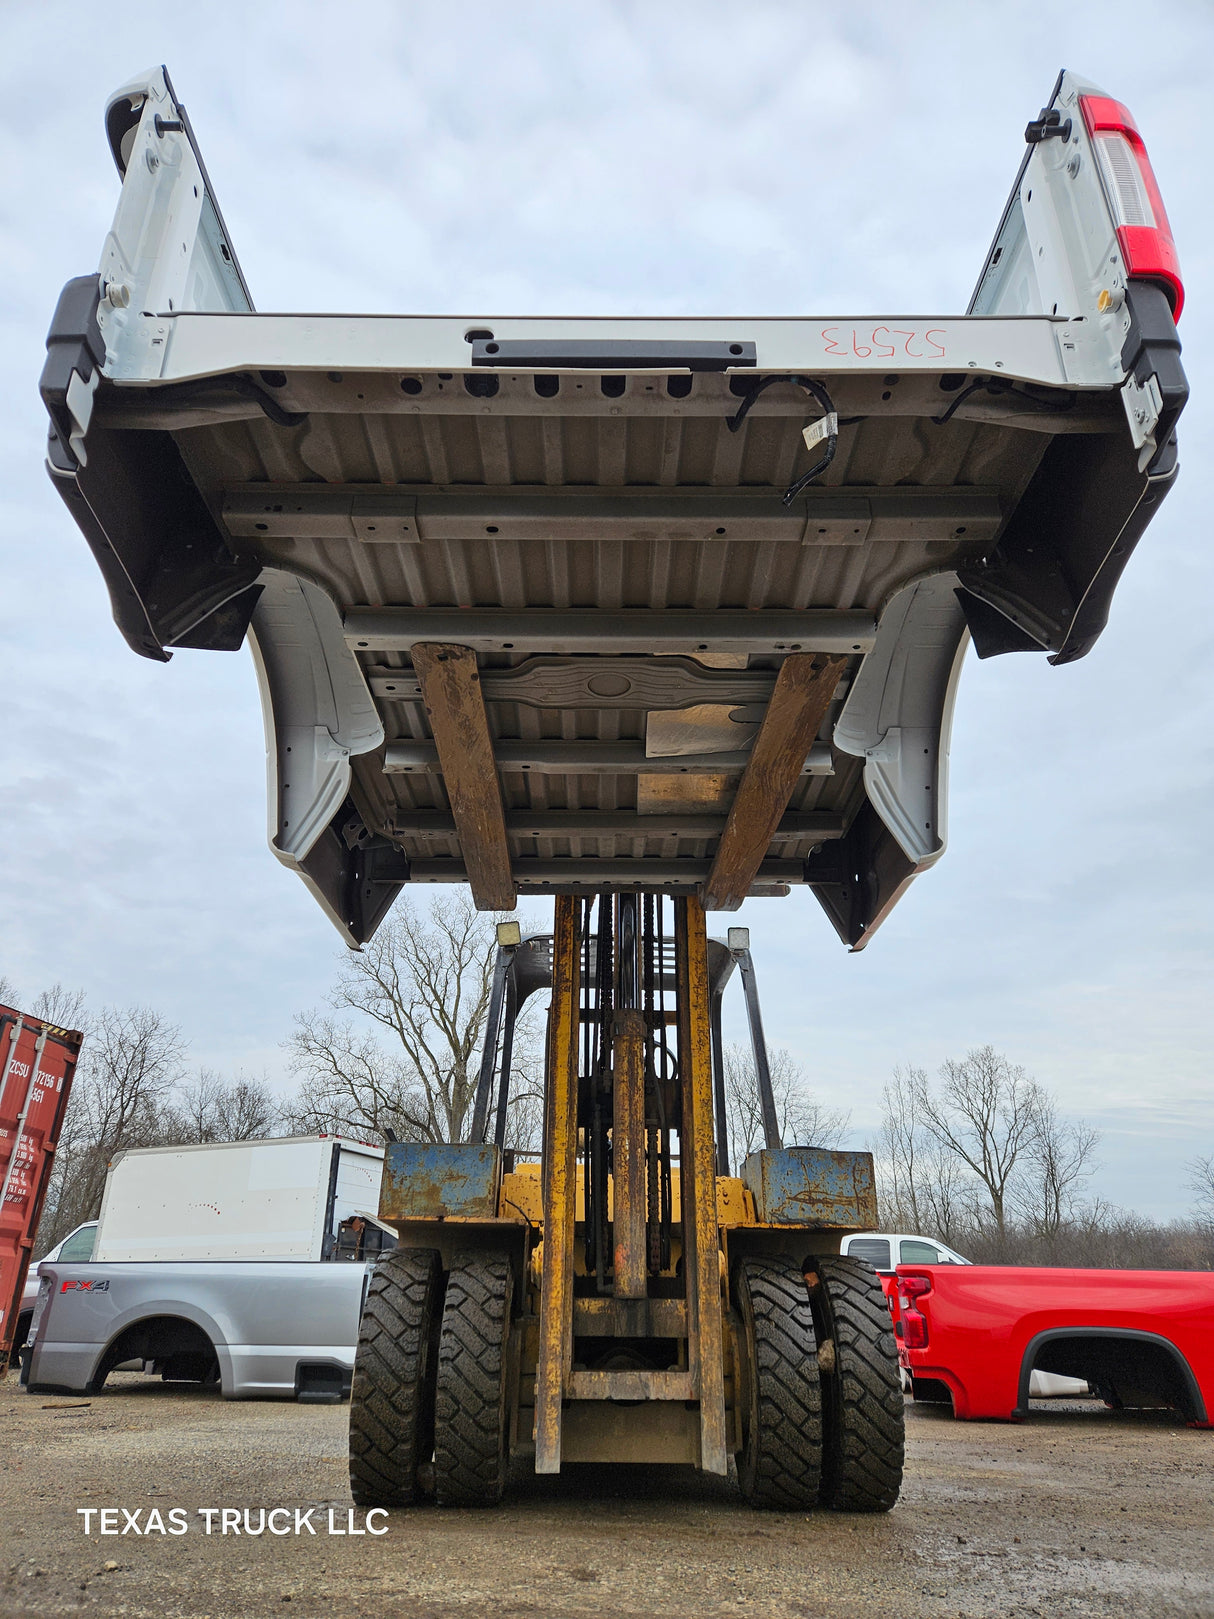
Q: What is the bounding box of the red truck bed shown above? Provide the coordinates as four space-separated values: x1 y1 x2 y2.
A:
894 1264 1214 1426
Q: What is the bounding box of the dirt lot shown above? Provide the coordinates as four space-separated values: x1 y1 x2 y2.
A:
2 1371 1212 1619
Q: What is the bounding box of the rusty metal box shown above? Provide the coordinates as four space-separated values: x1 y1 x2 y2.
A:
379 1142 503 1222
741 1148 878 1229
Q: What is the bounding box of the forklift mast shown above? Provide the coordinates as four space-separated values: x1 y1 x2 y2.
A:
359 893 903 1507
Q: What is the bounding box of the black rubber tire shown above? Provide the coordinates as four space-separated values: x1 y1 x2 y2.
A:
732 1255 823 1510
434 1252 514 1508
808 1256 905 1512
349 1247 443 1509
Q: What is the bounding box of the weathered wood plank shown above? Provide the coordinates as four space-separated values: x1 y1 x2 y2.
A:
411 642 515 911
701 653 846 912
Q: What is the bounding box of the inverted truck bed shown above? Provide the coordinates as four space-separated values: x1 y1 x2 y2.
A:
41 67 1188 945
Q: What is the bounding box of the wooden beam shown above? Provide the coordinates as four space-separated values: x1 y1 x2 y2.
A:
701 653 846 912
410 643 515 911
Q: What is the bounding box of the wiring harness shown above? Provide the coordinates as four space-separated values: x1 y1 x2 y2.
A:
726 373 840 506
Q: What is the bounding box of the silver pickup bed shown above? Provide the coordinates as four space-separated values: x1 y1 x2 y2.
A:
40 67 1187 946
24 1258 370 1401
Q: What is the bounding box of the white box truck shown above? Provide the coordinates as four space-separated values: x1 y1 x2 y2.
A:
95 1135 387 1262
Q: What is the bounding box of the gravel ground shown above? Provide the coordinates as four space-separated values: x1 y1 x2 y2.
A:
2 1370 1213 1619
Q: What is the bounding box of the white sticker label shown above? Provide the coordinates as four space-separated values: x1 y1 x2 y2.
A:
802 413 838 451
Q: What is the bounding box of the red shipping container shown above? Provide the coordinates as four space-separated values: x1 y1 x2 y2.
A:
0 1006 84 1360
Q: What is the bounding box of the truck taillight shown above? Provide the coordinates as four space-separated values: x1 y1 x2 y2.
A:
29 1275 53 1339
898 1275 931 1349
1079 94 1183 318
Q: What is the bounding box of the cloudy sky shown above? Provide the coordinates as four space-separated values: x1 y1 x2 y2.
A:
2 1 1211 1219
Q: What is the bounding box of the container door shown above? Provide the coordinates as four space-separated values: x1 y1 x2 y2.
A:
0 1009 84 1357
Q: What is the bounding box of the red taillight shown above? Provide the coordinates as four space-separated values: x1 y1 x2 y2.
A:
1080 94 1183 318
898 1274 931 1348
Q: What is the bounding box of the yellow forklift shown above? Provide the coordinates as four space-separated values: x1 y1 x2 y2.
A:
351 896 903 1510
43 67 1185 1511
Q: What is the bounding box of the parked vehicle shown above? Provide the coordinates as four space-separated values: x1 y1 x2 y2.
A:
842 1233 1088 1400
840 1231 970 1272
23 1257 374 1400
0 1006 84 1363
21 1136 396 1401
93 1135 389 1262
894 1265 1214 1425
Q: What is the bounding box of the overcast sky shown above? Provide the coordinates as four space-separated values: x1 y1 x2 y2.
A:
2 1 1211 1220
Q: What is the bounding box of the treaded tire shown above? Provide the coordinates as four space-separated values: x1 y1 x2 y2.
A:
349 1247 443 1509
809 1256 905 1512
733 1255 822 1510
434 1252 514 1507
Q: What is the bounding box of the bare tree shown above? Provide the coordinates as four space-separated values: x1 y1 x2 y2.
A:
722 1043 849 1172
494 1083 545 1155
31 983 88 1031
40 1006 186 1245
159 1069 278 1144
1188 1154 1214 1229
872 1065 979 1244
872 1066 929 1232
283 895 541 1146
1013 1092 1101 1253
0 979 87 1027
280 1018 417 1142
911 1046 1042 1245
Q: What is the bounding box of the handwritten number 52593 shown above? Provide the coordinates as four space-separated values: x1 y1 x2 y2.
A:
820 326 947 360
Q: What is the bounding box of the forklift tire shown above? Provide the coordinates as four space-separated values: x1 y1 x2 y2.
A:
808 1257 905 1513
349 1247 443 1509
434 1252 514 1508
733 1256 823 1510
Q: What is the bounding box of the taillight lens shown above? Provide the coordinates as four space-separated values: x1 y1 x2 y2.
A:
898 1274 931 1349
1080 94 1183 318
29 1276 53 1339
1091 131 1157 229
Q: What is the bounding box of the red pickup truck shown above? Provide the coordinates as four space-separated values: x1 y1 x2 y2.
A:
894 1265 1214 1427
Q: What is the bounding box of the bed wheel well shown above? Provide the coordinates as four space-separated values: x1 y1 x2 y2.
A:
92 1315 220 1389
1019 1328 1205 1422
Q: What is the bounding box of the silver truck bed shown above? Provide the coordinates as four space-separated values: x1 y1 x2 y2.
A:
41 67 1187 946
23 1258 371 1401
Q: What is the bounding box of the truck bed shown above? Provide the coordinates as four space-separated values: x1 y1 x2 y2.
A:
23 1257 371 1401
895 1264 1214 1426
41 67 1188 944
